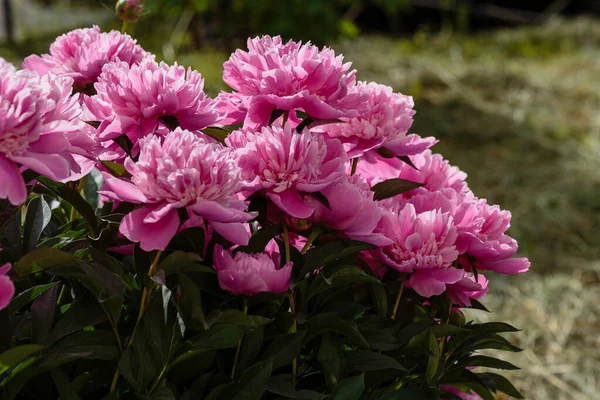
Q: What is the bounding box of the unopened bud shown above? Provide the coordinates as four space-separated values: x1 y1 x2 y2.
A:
449 309 466 327
116 0 143 23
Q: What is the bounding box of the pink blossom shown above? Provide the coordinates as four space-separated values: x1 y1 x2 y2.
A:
374 204 461 297
23 26 151 88
306 175 392 246
462 199 530 275
99 129 255 250
441 385 482 400
321 82 436 157
213 245 292 296
88 59 220 159
0 263 14 311
357 150 469 197
222 35 366 128
0 63 80 205
226 124 347 218
446 273 489 306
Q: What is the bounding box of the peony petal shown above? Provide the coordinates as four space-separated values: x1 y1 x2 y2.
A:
120 205 180 251
268 190 314 219
0 273 15 311
211 221 250 246
99 173 148 204
0 155 27 206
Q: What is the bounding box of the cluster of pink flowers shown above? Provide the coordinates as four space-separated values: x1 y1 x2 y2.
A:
0 29 529 307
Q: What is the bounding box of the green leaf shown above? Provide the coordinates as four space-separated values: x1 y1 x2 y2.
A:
37 177 99 236
307 314 369 348
14 248 76 276
217 358 274 400
51 368 82 400
266 375 321 400
371 178 424 201
237 224 283 254
159 115 180 131
268 109 285 125
397 155 419 170
430 324 469 338
113 134 134 158
426 328 440 385
185 323 246 351
480 372 524 398
262 331 306 369
330 373 365 400
100 161 131 178
464 356 519 370
318 332 346 391
469 322 521 334
344 350 405 373
176 272 206 332
0 345 45 374
213 309 272 328
23 196 51 252
6 282 57 315
46 299 107 344
31 284 59 344
305 267 379 300
159 251 211 275
298 240 374 279
202 126 230 143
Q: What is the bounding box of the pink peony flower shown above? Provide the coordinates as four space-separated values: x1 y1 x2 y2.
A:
321 82 436 158
0 263 15 311
357 150 469 198
222 35 366 128
375 204 462 297
441 385 482 400
23 25 151 88
88 59 221 159
461 199 530 275
306 175 392 246
99 129 255 250
446 273 489 306
0 62 80 205
213 244 292 296
226 124 347 219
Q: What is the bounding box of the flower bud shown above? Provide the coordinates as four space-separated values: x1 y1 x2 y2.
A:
115 0 143 23
449 308 466 327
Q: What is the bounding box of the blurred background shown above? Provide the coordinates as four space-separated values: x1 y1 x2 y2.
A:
1 1 599 398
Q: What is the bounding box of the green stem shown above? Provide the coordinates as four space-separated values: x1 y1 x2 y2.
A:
289 292 298 382
300 228 322 255
121 20 128 34
283 225 291 263
231 299 249 379
282 110 289 127
391 275 406 320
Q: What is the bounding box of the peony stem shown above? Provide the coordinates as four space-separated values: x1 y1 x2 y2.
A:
289 291 298 382
283 225 291 263
231 299 249 379
121 20 128 34
350 157 359 176
282 110 289 127
391 275 406 320
69 177 87 222
301 228 322 255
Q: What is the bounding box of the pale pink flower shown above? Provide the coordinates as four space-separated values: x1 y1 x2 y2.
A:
23 25 151 88
226 124 347 218
446 273 489 306
321 82 436 158
0 263 15 311
0 63 79 205
213 244 292 296
99 129 255 250
222 35 366 128
88 59 220 158
306 175 392 246
375 204 461 297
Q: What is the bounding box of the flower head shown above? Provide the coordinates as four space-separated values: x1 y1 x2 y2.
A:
441 385 482 400
23 25 151 88
307 175 392 246
322 82 436 157
0 263 15 311
375 204 462 297
222 35 366 127
0 62 80 204
214 244 292 296
100 129 255 250
446 273 489 306
226 124 347 218
89 59 220 159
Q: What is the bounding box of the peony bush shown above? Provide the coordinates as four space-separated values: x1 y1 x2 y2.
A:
0 7 529 400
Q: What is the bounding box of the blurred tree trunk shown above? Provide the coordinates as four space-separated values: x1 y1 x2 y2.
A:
2 0 14 45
